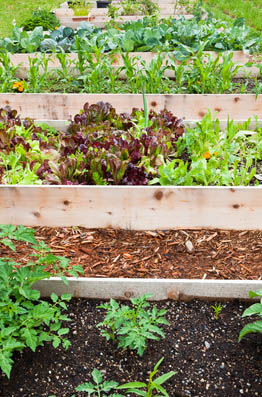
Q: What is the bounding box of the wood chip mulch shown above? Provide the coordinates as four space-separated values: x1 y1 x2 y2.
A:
3 227 262 280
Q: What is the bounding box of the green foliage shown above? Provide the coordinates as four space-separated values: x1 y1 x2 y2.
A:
108 0 160 17
75 359 176 396
0 224 84 378
1 15 261 54
75 368 121 395
97 295 169 356
150 112 262 186
118 357 176 397
239 289 262 342
20 9 60 32
211 303 223 320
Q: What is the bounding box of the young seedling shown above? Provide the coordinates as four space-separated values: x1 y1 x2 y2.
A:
211 303 223 320
97 294 169 356
117 357 176 396
75 359 175 396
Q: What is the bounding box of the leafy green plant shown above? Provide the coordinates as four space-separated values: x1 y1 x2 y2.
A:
0 224 84 378
211 303 223 319
118 357 176 397
97 294 169 356
239 289 262 342
20 9 60 31
75 358 176 396
75 368 122 396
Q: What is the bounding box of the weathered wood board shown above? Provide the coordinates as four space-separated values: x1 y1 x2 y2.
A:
57 14 193 27
1 186 262 230
0 93 261 121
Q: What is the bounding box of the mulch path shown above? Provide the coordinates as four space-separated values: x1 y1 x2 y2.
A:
3 226 262 280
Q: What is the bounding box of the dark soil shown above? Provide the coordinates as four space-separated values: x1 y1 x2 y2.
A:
0 298 262 397
4 227 262 280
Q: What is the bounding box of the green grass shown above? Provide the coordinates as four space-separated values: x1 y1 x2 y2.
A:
0 0 63 37
202 0 262 31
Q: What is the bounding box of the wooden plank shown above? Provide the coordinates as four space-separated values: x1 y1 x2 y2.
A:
0 93 261 120
54 3 181 16
10 52 261 79
34 277 262 300
1 186 262 230
57 14 193 28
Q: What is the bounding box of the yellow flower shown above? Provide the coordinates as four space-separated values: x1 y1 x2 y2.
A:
203 151 211 159
13 81 24 92
214 151 218 156
55 26 59 30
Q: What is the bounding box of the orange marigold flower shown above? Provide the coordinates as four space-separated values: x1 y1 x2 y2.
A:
12 82 19 88
18 86 24 92
214 151 218 156
203 151 211 159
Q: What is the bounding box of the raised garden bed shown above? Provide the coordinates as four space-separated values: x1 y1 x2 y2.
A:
1 297 261 396
9 51 261 80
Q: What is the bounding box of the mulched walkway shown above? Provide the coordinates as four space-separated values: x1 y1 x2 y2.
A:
3 227 262 280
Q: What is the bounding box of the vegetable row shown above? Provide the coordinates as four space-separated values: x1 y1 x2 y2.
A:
1 16 261 54
0 102 262 186
1 50 261 94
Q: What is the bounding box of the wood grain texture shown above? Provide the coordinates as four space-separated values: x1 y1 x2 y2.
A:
1 186 262 230
34 277 262 300
57 14 193 27
0 93 261 120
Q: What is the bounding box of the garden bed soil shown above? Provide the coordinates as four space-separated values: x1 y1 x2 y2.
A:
4 227 262 280
0 298 261 396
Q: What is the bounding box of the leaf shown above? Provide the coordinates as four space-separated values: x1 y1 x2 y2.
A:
52 335 61 348
1 238 16 252
51 293 58 303
242 303 262 318
249 289 262 298
75 382 96 392
239 321 262 342
118 382 146 389
57 328 69 336
92 368 103 384
0 351 13 378
61 293 72 301
154 371 177 385
22 328 38 351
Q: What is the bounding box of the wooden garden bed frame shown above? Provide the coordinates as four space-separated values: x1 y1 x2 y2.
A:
1 185 262 231
55 14 193 28
10 51 260 79
1 90 262 299
54 3 178 16
1 93 261 120
0 93 261 230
